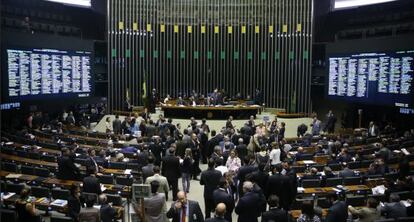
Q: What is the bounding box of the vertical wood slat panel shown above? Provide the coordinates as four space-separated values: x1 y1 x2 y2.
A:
108 0 313 113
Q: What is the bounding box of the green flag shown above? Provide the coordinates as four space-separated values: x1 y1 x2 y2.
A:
126 87 130 103
290 90 297 113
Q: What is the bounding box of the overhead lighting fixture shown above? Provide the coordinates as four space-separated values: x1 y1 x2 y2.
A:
45 0 91 8
334 0 397 9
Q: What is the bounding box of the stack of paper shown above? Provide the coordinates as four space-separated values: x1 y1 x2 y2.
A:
51 199 68 207
1 192 16 200
297 187 305 193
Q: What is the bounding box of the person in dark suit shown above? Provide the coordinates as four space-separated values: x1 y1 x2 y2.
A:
261 195 288 222
200 159 223 218
380 193 407 219
167 191 204 222
142 155 155 183
207 130 222 161
162 148 181 201
83 167 102 195
206 203 228 222
58 148 80 180
338 162 355 178
325 193 348 222
236 156 258 196
99 194 118 222
235 138 247 164
112 115 122 134
368 121 379 137
266 164 293 211
67 184 84 222
213 178 235 222
324 110 337 134
235 181 261 222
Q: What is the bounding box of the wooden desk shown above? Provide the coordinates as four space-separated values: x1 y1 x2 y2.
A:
161 105 260 119
0 153 128 175
301 185 370 195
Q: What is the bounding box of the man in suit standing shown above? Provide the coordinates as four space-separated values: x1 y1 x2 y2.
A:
261 195 288 222
162 148 181 201
99 194 118 222
235 181 261 222
200 159 223 219
266 164 293 211
143 181 168 222
167 191 204 222
368 121 379 137
236 156 258 196
58 148 80 180
83 167 102 195
324 110 337 134
146 166 170 201
112 115 122 134
142 156 155 183
213 178 234 222
325 193 348 222
206 203 228 222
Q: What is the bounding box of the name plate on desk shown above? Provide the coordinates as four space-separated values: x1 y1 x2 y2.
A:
132 184 150 199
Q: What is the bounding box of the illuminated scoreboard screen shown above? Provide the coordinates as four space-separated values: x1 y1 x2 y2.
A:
327 50 414 108
6 48 92 100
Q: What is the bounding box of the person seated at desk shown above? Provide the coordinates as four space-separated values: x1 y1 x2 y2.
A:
79 195 100 222
176 96 186 106
348 198 380 222
140 108 151 122
297 201 321 222
338 162 355 178
380 193 407 219
301 167 320 180
336 148 352 163
295 147 306 161
15 187 39 222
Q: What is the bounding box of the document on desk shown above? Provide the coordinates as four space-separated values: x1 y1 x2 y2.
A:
297 187 305 193
1 192 16 200
6 174 22 179
124 169 132 174
51 199 68 207
302 160 315 164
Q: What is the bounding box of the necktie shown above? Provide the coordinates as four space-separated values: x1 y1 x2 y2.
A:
181 205 186 222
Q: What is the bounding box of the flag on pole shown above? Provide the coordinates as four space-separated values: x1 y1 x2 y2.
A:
290 90 297 113
126 87 130 103
142 71 147 99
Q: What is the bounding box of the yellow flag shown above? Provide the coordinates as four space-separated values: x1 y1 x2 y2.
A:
228 26 233 34
214 26 219 34
133 22 138 31
297 23 302 32
118 21 124 30
188 25 192 33
255 25 260 34
269 25 274 33
146 24 151 32
174 25 179 33
282 24 288 33
241 26 246 34
160 24 165 32
201 25 206 34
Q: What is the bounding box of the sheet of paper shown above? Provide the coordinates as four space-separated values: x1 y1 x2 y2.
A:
124 169 132 174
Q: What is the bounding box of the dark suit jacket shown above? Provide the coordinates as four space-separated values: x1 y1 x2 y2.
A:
261 208 288 222
142 163 155 182
200 168 222 199
325 201 348 222
205 217 228 222
235 191 261 222
380 202 407 219
166 200 204 222
112 119 122 134
58 156 80 180
83 175 102 194
67 195 83 222
266 173 293 209
162 154 181 180
213 188 235 222
236 165 258 195
100 203 117 222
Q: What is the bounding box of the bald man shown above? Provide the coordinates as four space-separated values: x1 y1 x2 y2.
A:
206 203 228 222
167 191 204 222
